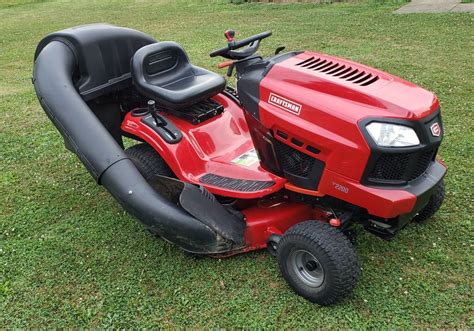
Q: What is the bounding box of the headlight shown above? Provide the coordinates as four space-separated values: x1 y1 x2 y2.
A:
366 122 420 147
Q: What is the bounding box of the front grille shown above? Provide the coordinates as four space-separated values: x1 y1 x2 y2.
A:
274 140 315 177
369 153 411 181
368 148 436 183
410 150 436 180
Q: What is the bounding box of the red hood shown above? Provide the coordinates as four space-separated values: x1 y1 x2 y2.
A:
257 51 440 181
264 51 439 121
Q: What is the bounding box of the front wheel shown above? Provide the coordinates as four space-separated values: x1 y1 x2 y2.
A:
277 221 360 306
414 179 445 223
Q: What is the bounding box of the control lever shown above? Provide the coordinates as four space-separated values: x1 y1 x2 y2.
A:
148 100 167 127
217 60 235 77
226 63 235 77
147 100 176 139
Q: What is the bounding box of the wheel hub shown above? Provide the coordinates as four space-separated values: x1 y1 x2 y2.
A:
305 260 318 271
289 249 325 288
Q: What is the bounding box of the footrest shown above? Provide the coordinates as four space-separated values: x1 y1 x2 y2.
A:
200 173 275 192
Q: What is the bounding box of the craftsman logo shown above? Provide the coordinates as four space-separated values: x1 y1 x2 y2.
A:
268 93 302 115
430 122 441 137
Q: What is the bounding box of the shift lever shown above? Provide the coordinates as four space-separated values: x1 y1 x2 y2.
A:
146 99 176 140
148 100 167 127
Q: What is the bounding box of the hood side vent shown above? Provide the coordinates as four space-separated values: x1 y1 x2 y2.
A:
295 57 379 86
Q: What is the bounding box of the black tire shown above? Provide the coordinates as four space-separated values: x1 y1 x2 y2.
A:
277 221 360 306
414 179 445 223
267 235 281 257
126 143 174 238
125 143 174 180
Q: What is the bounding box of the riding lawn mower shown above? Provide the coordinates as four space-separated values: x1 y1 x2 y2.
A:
33 24 446 305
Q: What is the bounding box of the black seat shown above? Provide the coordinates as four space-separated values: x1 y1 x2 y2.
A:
131 42 226 110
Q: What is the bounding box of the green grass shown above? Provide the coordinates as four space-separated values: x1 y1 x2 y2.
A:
0 0 49 9
1 0 473 328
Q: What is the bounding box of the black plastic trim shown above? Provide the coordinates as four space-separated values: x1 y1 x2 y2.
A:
276 130 288 140
291 138 303 147
141 114 182 144
363 160 446 239
306 145 321 155
359 108 443 186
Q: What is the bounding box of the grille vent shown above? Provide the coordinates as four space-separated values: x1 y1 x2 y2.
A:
273 130 325 190
368 148 436 183
295 56 379 87
274 140 315 178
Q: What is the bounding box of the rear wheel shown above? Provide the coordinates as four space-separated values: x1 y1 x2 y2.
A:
414 179 445 223
125 143 174 180
277 221 360 306
125 143 174 237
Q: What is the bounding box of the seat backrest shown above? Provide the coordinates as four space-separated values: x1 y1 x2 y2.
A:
131 41 226 110
132 42 193 89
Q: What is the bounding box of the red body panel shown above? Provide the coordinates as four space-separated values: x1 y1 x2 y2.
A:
242 200 313 249
122 93 286 199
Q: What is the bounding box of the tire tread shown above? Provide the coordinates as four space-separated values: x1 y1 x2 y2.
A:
125 143 174 179
414 179 445 223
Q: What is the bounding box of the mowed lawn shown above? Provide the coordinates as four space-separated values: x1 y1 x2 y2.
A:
0 0 473 328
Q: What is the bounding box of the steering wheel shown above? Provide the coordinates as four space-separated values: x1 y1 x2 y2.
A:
209 30 272 60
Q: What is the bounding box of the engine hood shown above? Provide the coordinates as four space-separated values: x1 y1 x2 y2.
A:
253 51 440 182
261 51 439 122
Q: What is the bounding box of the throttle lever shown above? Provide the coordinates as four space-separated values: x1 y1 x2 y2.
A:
218 60 235 69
